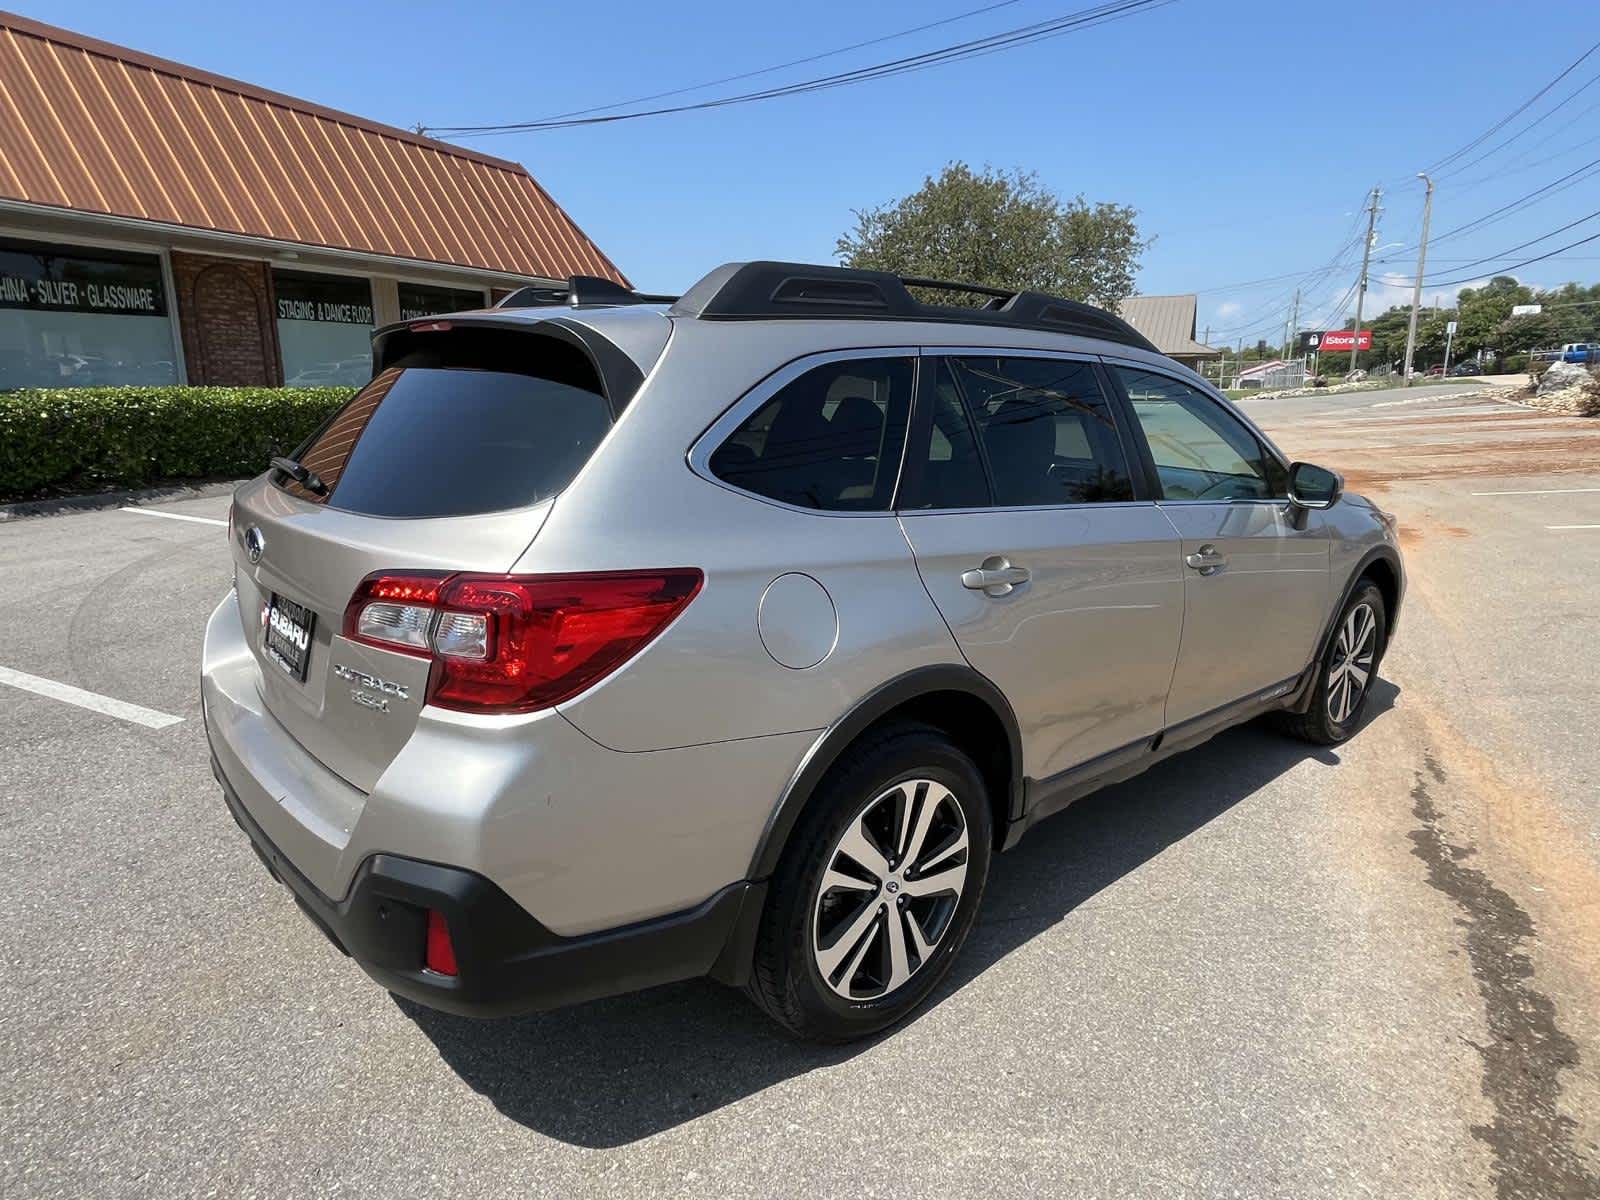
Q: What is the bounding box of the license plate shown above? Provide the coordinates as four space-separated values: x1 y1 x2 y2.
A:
265 594 316 682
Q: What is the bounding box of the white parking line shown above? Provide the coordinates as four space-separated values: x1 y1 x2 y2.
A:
0 665 184 729
1548 524 1600 531
119 506 226 527
1473 487 1600 496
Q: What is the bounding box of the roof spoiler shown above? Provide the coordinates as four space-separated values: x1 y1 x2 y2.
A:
497 275 679 310
667 261 1158 352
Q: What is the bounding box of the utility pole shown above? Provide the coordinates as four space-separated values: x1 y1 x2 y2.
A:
1350 185 1381 373
1284 287 1301 361
1402 173 1434 383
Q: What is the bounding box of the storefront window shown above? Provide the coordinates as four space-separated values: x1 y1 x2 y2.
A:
274 269 374 387
0 238 178 389
398 282 487 321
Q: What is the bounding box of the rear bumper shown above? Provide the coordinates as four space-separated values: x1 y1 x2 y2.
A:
212 752 764 1017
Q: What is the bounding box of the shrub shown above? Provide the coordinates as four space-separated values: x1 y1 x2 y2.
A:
0 386 354 502
1502 352 1529 374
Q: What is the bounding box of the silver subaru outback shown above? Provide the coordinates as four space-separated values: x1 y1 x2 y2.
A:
203 262 1402 1041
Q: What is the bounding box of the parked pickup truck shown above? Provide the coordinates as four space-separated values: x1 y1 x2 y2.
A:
1535 343 1600 364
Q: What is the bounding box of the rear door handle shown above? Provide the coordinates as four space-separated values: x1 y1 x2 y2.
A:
961 556 1031 597
1185 544 1226 575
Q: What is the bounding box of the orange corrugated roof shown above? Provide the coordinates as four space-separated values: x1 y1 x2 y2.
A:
0 11 627 284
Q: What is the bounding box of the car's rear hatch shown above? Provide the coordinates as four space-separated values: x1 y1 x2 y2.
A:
228 318 649 792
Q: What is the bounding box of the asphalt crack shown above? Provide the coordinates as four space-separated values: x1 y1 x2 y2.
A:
1409 752 1599 1199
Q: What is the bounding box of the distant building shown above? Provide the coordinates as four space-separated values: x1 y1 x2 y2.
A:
0 12 626 390
1117 294 1218 371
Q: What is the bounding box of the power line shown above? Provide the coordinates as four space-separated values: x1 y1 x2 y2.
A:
1379 154 1600 263
1198 201 1370 338
424 0 1174 136
1436 69 1600 181
525 0 1033 124
1424 40 1600 174
1426 228 1600 288
1428 209 1600 278
1453 94 1600 184
1377 209 1600 287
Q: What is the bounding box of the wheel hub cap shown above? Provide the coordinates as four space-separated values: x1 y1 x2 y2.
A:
1327 602 1376 725
811 778 969 1001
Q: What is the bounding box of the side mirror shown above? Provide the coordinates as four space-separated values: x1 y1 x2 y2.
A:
1288 461 1343 509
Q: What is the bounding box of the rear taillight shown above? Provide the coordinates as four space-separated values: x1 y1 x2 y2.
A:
341 568 703 713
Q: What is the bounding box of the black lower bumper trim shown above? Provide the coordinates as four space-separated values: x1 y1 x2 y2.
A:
212 754 762 1018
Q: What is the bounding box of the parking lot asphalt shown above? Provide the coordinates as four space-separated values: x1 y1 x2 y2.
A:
2 382 1598 1198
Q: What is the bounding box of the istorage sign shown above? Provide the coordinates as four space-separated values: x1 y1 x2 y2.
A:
1298 329 1372 353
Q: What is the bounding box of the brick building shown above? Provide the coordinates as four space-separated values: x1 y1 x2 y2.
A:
0 11 626 390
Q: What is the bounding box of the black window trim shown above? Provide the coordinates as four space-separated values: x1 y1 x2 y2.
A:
1098 355 1293 505
686 345 921 518
896 346 1157 514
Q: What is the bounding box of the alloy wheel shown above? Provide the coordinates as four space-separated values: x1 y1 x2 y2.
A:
1327 602 1377 725
811 779 969 1001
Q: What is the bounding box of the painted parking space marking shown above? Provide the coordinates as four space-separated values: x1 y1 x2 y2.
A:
1547 525 1600 531
119 506 227 527
1472 487 1600 496
0 665 184 729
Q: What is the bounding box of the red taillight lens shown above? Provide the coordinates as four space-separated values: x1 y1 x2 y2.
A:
340 568 702 713
427 570 703 713
424 909 458 976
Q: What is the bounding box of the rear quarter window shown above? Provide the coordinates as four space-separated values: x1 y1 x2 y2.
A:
279 362 612 518
707 356 914 511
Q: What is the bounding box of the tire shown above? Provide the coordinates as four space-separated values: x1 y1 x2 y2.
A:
1276 580 1387 745
747 722 993 1042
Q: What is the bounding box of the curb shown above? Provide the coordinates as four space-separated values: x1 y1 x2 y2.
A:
0 479 243 523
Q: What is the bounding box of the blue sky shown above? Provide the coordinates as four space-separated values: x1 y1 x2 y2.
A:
28 0 1600 346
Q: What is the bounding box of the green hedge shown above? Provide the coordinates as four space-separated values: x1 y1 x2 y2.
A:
0 386 354 502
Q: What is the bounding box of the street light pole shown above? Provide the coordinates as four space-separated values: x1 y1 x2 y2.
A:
1402 173 1434 384
1350 186 1381 374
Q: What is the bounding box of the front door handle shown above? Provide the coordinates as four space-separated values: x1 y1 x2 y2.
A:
1185 544 1227 575
961 556 1031 597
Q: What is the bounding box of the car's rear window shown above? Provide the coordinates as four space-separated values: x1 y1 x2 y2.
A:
278 364 612 518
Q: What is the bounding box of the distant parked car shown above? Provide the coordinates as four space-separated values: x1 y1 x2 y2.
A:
1449 362 1479 377
1559 343 1598 364
1425 365 1445 377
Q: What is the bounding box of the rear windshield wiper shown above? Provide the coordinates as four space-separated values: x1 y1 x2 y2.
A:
270 455 328 496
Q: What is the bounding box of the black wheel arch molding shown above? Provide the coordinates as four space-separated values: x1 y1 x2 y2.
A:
745 663 1025 881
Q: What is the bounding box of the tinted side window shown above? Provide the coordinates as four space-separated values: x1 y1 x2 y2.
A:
281 364 613 518
709 357 913 511
951 356 1134 506
901 359 991 510
1114 368 1277 501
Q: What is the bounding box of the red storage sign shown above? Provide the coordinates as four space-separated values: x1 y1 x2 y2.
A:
1314 330 1372 352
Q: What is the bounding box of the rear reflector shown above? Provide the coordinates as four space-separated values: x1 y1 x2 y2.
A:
424 909 458 976
342 568 703 714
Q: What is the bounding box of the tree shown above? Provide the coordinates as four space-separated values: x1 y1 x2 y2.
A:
1497 310 1560 355
1454 275 1531 358
836 162 1147 308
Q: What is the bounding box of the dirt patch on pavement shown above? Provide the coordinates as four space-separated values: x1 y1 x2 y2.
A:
1312 434 1600 491
1408 753 1597 1200
1396 522 1469 551
1258 398 1600 491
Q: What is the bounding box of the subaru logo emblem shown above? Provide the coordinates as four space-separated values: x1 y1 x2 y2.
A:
244 526 265 563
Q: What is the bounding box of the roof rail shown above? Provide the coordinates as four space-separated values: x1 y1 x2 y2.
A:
667 261 1158 353
497 275 679 310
